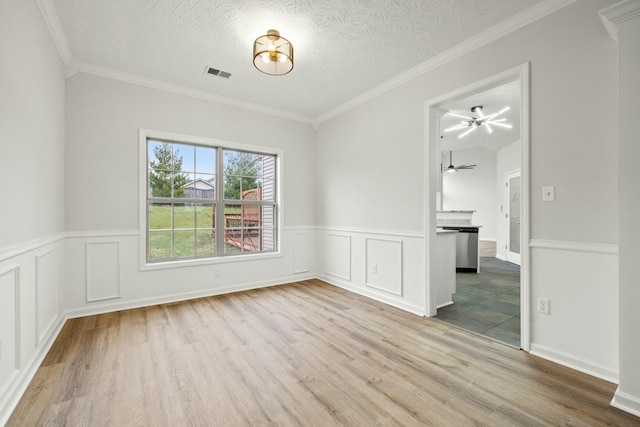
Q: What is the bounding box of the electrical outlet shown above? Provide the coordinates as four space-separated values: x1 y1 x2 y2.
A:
537 297 550 314
372 263 378 274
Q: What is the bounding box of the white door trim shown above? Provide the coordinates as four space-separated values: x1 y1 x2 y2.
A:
423 62 531 351
506 169 522 265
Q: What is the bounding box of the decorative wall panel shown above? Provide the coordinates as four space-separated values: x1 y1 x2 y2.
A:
86 242 121 302
292 233 310 274
325 233 351 281
0 265 20 390
365 238 403 296
35 249 57 345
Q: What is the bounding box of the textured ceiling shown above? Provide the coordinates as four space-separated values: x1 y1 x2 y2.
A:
51 0 546 120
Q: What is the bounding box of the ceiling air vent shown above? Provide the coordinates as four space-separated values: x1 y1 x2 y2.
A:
205 66 231 79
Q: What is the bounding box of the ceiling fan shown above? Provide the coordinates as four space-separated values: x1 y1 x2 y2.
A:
444 105 512 138
443 151 476 173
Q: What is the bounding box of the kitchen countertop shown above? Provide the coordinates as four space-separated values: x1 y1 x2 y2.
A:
437 224 483 228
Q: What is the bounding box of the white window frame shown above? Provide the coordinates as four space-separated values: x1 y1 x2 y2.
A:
139 128 283 271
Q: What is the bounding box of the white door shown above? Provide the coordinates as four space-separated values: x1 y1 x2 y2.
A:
506 170 521 265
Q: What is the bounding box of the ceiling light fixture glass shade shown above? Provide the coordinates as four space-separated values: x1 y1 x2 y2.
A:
253 29 293 76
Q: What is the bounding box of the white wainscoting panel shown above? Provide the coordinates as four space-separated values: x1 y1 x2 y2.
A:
35 249 57 346
529 241 619 382
0 237 66 427
0 266 20 394
318 227 425 316
325 233 351 281
86 241 121 302
365 238 403 296
66 228 317 316
292 232 310 274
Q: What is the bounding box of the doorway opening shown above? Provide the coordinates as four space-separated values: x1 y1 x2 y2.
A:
424 64 530 350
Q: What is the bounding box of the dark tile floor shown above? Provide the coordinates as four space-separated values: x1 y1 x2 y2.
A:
435 257 521 348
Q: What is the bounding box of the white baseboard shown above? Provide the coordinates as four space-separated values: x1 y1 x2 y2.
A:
66 273 316 319
0 314 67 427
437 301 454 309
318 274 426 316
611 388 640 418
530 343 618 384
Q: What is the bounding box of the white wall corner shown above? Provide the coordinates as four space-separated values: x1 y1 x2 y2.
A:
599 0 640 41
35 0 77 77
611 388 640 418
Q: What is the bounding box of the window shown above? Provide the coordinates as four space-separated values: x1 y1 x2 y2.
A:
142 130 278 265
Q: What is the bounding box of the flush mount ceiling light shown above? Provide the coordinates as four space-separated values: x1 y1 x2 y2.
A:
444 105 512 138
253 29 294 76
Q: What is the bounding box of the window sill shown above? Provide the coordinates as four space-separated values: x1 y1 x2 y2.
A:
139 251 283 272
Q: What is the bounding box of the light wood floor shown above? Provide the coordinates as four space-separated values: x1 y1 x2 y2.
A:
8 280 639 426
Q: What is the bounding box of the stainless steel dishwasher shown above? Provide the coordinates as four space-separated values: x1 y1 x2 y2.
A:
441 226 479 272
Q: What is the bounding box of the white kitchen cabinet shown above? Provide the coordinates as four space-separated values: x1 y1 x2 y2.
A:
435 229 457 308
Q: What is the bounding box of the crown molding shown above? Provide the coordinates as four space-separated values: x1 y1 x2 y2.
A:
35 0 77 77
75 63 316 124
35 0 315 125
599 0 640 41
36 0 579 126
316 0 578 123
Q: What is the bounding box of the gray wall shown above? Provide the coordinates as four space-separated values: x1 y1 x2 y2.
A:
316 0 621 383
0 0 66 423
616 3 640 415
0 0 66 247
65 73 317 231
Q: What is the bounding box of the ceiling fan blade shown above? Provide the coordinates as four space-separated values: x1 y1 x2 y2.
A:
456 164 477 169
442 151 456 173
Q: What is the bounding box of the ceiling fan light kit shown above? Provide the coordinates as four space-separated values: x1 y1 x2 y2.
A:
443 151 476 173
253 29 294 76
444 105 512 139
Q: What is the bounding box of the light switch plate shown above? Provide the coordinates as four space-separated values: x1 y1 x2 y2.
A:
542 186 555 202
